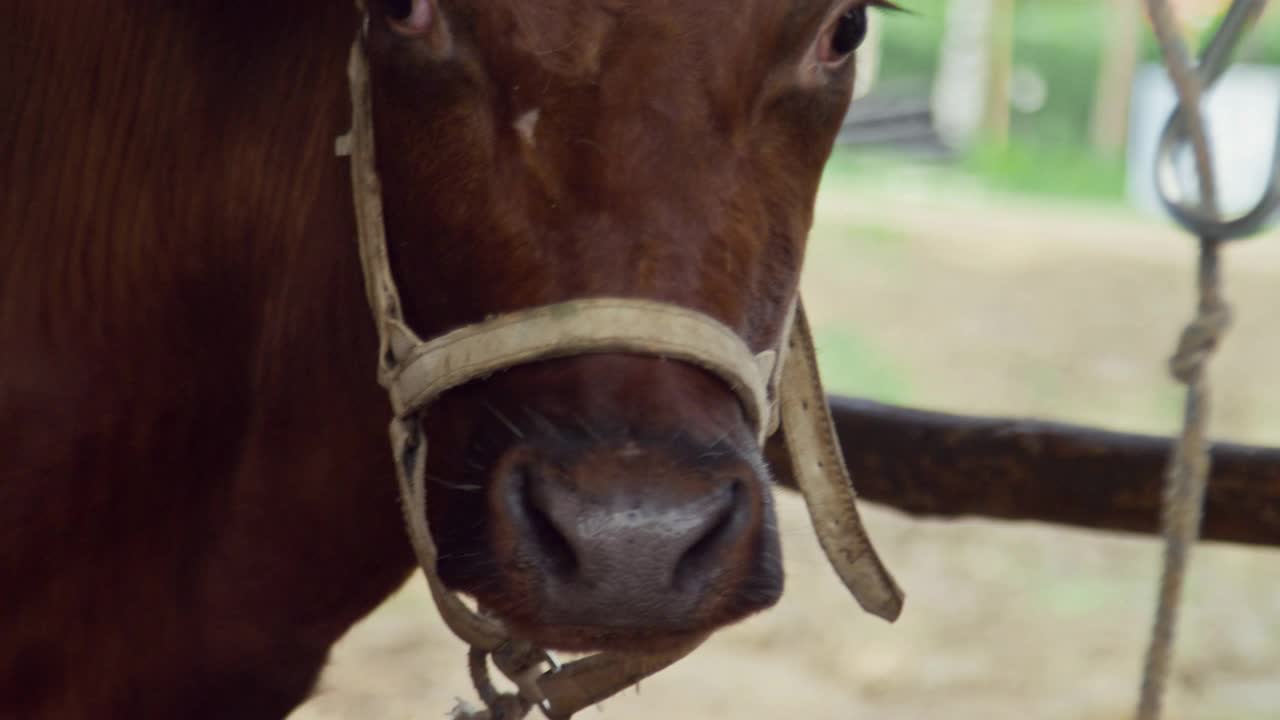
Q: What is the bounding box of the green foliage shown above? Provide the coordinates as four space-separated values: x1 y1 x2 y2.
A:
865 1 1279 203
1007 0 1108 148
877 0 950 84
880 0 1110 149
867 1 1144 202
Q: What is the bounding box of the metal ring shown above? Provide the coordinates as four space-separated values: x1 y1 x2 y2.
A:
1156 119 1280 240
1154 0 1280 240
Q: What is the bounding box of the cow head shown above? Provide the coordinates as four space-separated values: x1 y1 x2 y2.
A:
362 0 879 653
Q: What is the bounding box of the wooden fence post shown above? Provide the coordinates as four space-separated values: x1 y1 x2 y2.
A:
983 0 1017 145
1091 0 1144 154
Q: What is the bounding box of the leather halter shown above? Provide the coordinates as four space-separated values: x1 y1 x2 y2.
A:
338 19 902 720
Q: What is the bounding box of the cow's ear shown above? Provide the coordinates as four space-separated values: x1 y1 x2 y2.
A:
377 0 451 57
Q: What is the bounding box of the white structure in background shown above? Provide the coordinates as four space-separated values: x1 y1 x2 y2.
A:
931 0 995 147
1127 63 1280 222
853 11 883 101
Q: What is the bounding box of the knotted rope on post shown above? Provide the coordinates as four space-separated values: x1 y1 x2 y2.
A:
1137 2 1275 719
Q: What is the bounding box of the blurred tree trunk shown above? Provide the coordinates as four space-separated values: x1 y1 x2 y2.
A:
933 0 993 148
1090 0 1143 155
933 0 1016 149
982 0 1016 146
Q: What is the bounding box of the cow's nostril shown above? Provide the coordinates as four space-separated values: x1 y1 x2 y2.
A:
517 466 579 579
672 479 745 592
487 440 778 634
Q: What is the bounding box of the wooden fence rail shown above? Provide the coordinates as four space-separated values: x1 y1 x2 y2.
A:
770 396 1280 549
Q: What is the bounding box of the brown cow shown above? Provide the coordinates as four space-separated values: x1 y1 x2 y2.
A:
1 1 885 717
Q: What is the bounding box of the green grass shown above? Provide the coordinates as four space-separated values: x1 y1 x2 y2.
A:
823 140 1128 205
962 139 1128 203
821 147 969 192
812 327 914 403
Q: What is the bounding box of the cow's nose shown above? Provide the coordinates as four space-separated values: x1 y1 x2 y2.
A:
491 447 761 626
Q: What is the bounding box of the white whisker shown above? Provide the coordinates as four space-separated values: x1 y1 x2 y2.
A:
483 402 525 439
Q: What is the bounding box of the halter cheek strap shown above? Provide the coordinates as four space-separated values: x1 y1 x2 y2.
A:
340 26 902 720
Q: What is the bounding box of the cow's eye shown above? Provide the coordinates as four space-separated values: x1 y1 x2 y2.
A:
385 0 412 20
385 0 432 36
821 6 868 64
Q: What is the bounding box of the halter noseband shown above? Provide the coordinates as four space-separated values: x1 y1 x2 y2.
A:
339 21 902 719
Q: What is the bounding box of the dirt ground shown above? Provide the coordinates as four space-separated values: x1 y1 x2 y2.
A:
290 173 1280 720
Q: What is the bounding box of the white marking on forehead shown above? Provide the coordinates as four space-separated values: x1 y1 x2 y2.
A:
514 109 541 147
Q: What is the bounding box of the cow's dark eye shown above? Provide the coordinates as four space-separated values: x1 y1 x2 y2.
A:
384 0 413 21
384 0 433 37
829 7 869 59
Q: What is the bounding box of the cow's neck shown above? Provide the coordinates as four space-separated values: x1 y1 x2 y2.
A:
3 3 415 717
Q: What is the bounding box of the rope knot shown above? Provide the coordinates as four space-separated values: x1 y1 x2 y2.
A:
1168 302 1232 384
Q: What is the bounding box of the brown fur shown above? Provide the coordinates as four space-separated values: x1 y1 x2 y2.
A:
2 0 863 716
